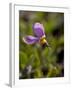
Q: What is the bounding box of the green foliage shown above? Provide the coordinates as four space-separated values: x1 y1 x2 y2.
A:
19 51 28 70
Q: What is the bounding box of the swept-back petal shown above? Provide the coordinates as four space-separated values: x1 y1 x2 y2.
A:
23 35 39 44
33 23 45 38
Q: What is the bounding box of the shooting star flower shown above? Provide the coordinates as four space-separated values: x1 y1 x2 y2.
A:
23 23 49 47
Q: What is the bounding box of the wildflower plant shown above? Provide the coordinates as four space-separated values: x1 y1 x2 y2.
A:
23 23 49 48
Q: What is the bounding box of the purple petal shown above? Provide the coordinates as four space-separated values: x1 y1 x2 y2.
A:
33 23 45 38
23 36 39 44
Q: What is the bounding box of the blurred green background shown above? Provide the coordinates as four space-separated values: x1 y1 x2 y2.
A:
19 11 64 79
